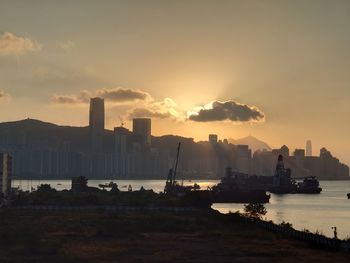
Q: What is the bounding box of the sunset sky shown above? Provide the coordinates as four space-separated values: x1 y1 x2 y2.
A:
0 0 350 164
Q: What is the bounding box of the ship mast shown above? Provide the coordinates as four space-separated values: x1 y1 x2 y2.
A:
173 142 181 184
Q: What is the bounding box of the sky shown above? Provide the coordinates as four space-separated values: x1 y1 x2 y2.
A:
0 0 350 165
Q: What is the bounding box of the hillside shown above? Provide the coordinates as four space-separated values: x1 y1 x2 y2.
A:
229 135 271 153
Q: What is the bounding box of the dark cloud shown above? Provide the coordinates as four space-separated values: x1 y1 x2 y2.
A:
51 87 151 104
96 87 151 102
128 108 171 119
188 100 265 122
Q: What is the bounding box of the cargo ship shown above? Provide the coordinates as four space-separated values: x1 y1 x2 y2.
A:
211 168 271 203
268 155 297 194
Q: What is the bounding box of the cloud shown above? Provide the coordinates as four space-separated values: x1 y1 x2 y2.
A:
52 87 182 121
51 87 152 105
187 100 265 123
96 87 152 103
60 40 75 50
0 32 42 55
127 98 182 120
0 90 11 102
51 90 91 104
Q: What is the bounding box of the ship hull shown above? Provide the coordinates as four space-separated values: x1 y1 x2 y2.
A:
211 190 270 204
296 187 322 194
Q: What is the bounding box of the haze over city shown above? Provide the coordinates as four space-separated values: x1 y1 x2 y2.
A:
2 1 350 262
0 0 350 167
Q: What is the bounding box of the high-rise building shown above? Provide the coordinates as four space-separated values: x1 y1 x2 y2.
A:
114 126 130 154
293 149 305 158
0 153 12 195
306 140 312 156
236 145 251 174
132 118 151 146
89 97 105 150
208 134 218 144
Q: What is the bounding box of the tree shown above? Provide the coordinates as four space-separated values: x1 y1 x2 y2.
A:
36 184 56 193
243 203 267 219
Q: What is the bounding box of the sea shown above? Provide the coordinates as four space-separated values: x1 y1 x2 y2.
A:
12 179 350 239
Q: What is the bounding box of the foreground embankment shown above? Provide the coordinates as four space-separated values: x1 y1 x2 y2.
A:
0 209 349 263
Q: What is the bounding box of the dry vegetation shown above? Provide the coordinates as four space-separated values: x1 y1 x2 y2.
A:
0 210 349 262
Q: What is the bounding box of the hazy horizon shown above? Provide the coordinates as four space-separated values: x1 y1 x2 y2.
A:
1 0 350 165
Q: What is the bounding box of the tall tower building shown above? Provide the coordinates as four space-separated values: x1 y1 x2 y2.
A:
208 134 218 144
0 153 12 195
89 97 105 151
132 118 151 146
306 140 312 156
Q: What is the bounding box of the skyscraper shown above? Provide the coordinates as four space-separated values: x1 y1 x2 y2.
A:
132 118 151 146
306 140 312 156
114 126 129 154
89 97 105 151
0 153 12 195
208 134 218 144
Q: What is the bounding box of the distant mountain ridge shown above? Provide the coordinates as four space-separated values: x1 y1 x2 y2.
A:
228 135 271 153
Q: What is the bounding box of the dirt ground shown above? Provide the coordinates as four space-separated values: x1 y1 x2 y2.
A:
0 210 349 262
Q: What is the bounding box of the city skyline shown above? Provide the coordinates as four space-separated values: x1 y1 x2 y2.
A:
1 0 350 166
0 96 347 181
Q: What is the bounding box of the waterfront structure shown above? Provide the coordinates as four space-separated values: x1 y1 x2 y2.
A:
89 97 105 151
132 118 151 146
306 140 312 156
0 153 12 195
209 134 218 144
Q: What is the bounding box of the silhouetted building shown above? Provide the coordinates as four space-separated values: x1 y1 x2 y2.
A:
132 118 151 146
293 149 306 172
89 97 105 151
306 140 312 156
114 126 130 154
272 145 289 158
0 153 12 195
209 134 218 144
0 106 348 181
236 145 251 174
294 149 305 158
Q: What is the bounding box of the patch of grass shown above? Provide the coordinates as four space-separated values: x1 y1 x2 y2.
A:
0 210 349 262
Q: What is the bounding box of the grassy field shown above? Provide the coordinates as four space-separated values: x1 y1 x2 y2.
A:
0 209 349 262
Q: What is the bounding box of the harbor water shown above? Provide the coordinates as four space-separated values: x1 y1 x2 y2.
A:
12 179 350 239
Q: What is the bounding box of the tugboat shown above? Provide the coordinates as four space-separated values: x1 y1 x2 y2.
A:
211 168 271 203
269 155 297 194
296 176 322 194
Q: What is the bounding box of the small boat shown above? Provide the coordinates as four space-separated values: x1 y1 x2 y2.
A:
347 193 350 199
296 176 322 194
98 182 117 189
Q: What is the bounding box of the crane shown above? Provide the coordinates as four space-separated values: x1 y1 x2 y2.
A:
165 142 181 193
